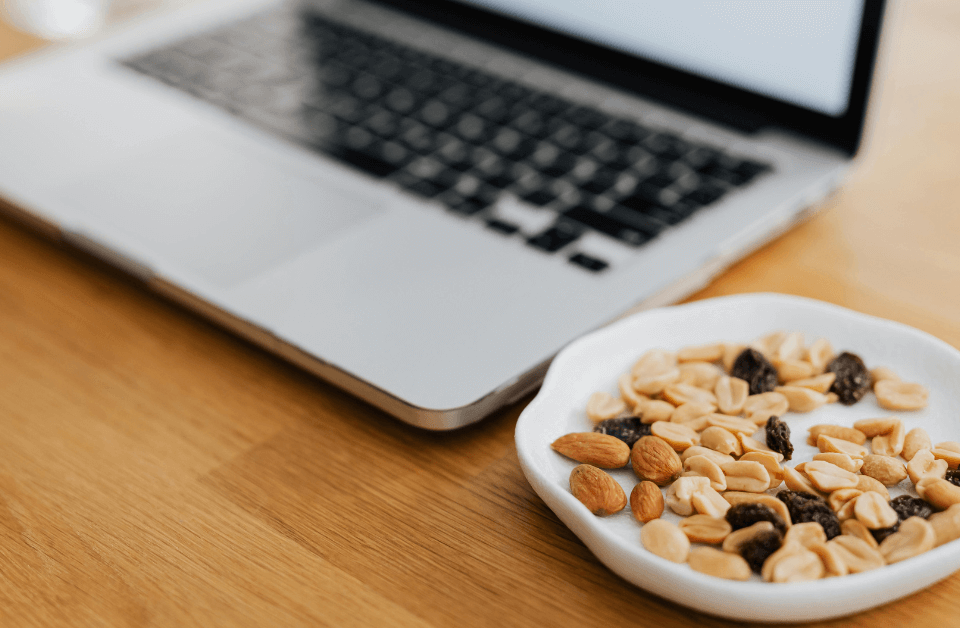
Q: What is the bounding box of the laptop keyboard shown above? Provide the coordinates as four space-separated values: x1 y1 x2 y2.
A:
122 5 772 272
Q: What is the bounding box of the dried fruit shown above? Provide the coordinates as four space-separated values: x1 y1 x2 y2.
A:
722 521 775 553
630 480 665 523
688 546 752 580
890 495 934 521
725 502 788 536
593 416 650 448
722 492 793 526
739 528 784 573
551 432 631 468
731 348 779 395
765 415 793 460
631 436 683 486
640 519 690 563
777 491 840 539
947 469 960 488
870 525 899 545
569 464 627 516
826 352 870 405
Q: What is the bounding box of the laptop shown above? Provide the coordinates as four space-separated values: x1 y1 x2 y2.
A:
0 0 885 429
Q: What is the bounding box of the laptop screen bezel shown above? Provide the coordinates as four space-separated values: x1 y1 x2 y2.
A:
364 0 886 157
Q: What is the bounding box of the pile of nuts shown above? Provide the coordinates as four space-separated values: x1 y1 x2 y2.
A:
549 331 960 582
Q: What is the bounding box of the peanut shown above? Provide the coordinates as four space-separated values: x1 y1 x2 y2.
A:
937 441 960 453
775 385 828 413
661 383 718 407
669 401 716 426
678 514 732 544
902 427 933 462
869 366 899 386
678 361 723 389
585 391 627 423
787 372 836 393
691 485 732 518
630 481 664 523
805 338 834 374
860 454 908 487
720 460 770 493
714 375 749 415
640 399 675 423
828 535 885 573
928 503 960 547
809 541 849 577
812 453 862 474
742 392 789 417
775 358 815 384
666 476 711 516
650 421 700 452
879 516 935 564
739 451 784 489
761 541 824 583
634 368 681 396
683 455 726 492
783 466 823 497
618 373 649 412
804 460 859 492
854 491 899 529
783 521 827 549
640 519 690 563
688 546 752 580
705 414 759 436
631 349 676 378
852 417 900 437
677 343 724 363
680 446 735 467
828 488 863 514
807 424 866 446
874 380 929 411
817 434 867 459
774 331 805 362
841 519 879 549
721 343 746 373
907 449 948 485
916 477 960 511
700 426 743 457
932 448 960 470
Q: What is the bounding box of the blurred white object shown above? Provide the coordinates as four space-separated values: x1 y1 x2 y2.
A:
2 0 110 39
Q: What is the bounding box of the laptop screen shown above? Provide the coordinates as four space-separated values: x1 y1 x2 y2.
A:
458 0 866 117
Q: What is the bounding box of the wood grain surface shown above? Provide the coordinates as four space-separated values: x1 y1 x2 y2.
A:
2 1 960 626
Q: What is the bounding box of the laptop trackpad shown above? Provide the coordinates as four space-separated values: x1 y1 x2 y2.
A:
56 129 382 287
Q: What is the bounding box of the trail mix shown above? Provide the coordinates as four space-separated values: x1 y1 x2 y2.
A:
549 331 960 582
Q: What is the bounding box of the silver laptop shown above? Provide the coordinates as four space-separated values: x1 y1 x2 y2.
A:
0 0 885 429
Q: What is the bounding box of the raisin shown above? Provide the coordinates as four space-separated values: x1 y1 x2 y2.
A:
776 491 841 539
739 529 783 573
889 495 933 520
731 348 779 395
765 415 793 461
593 417 649 448
725 503 788 536
871 525 899 544
826 352 870 405
946 469 960 488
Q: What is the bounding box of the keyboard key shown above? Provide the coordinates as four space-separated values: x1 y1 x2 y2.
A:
685 182 727 206
486 219 519 235
563 205 654 246
521 189 556 206
569 253 609 272
527 222 583 252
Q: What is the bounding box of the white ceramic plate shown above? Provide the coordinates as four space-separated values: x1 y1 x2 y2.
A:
515 293 960 623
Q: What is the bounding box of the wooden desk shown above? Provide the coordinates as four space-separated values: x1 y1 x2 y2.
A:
2 2 960 625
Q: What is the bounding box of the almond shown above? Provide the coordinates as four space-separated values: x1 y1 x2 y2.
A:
551 432 631 468
569 464 626 516
630 481 664 523
631 435 683 486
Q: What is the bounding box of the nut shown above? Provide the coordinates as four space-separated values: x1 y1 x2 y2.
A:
680 446 735 467
874 380 929 411
720 461 770 493
811 452 862 474
854 491 899 529
683 455 727 492
809 541 849 577
678 361 723 389
661 383 718 406
774 331 805 362
907 449 948 485
932 448 960 470
715 375 749 415
869 366 899 386
551 432 632 468
722 492 792 526
828 535 885 573
618 373 649 412
774 358 815 384
786 373 836 394
873 423 906 458
688 546 752 580
722 521 776 553
631 436 683 486
817 434 867 459
761 540 824 583
670 401 716 426
805 338 834 374
705 414 759 436
916 477 960 510
569 464 627 516
630 481 665 523
631 349 677 378
739 451 784 489
700 426 743 457
738 435 783 463
678 343 724 363
775 386 828 413
902 427 933 462
650 421 700 452
937 441 960 453
640 399 675 423
634 368 681 396
836 494 860 522
691 485 732 518
807 424 866 446
585 392 627 423
852 417 900 438
640 519 690 563
841 519 879 549
928 503 960 547
804 460 860 492
782 466 823 497
856 475 890 499
752 331 786 358
666 476 711 516
860 454 908 487
678 514 732 544
878 516 935 564
828 488 863 514
783 521 827 549
722 343 746 373
742 392 789 417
